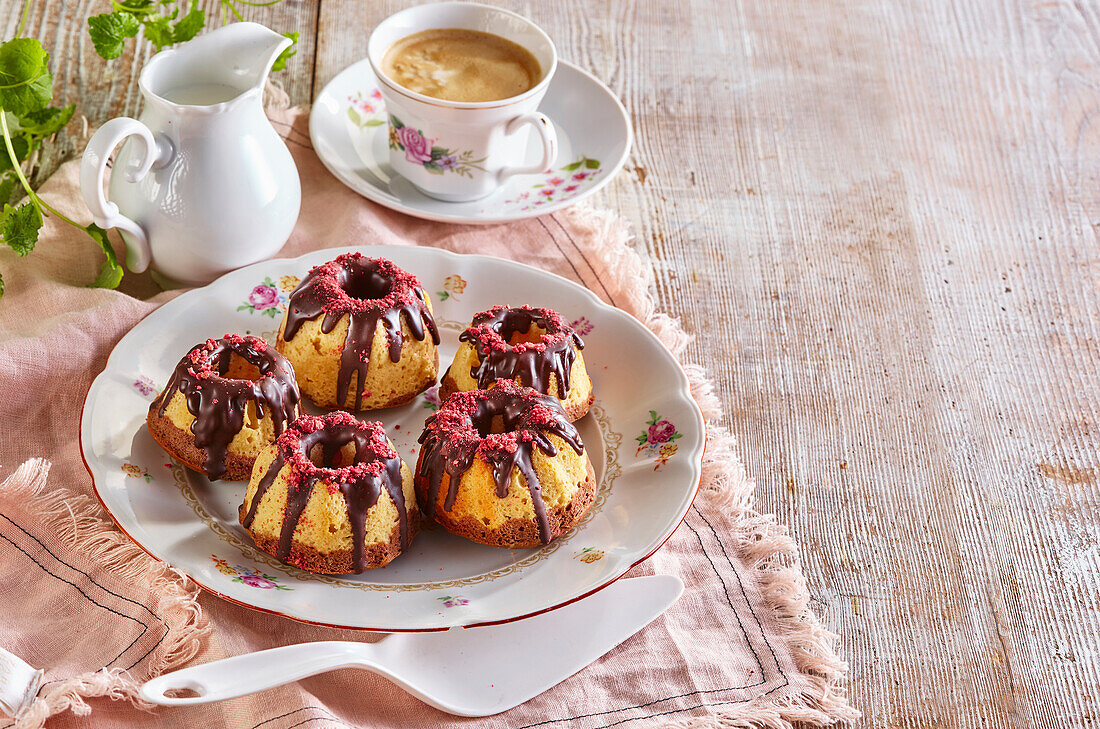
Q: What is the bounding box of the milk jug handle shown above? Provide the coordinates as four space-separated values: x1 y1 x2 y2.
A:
79 118 173 273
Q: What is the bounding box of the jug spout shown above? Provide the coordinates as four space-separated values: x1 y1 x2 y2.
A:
140 22 291 106
211 22 292 91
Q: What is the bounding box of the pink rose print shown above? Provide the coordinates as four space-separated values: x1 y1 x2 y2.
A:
397 126 433 164
635 411 682 468
648 420 676 443
249 285 279 309
241 575 278 589
439 595 469 607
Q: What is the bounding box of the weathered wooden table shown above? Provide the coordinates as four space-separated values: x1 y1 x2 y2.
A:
7 1 1098 724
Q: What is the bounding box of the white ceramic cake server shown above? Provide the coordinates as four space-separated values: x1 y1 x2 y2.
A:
140 574 682 716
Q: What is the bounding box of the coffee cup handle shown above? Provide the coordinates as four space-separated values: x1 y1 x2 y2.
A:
79 118 174 273
498 112 557 181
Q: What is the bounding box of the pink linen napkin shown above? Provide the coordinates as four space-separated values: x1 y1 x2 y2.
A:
0 108 857 729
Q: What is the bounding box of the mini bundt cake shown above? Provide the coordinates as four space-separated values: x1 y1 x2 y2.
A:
415 379 596 548
440 305 593 421
240 411 419 574
277 253 440 411
148 335 300 481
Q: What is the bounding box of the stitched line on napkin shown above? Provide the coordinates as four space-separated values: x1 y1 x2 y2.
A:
547 214 618 306
535 217 592 296
509 514 790 729
0 514 170 672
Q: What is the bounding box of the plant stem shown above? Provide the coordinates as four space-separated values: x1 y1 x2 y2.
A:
16 0 31 37
221 0 245 22
0 111 81 229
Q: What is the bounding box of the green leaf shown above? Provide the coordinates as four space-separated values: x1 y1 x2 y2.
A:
648 410 658 423
264 307 278 318
0 270 4 298
347 107 361 125
271 31 298 73
0 39 53 116
670 432 682 441
170 5 205 44
141 14 175 51
0 173 15 204
236 304 251 312
0 135 28 172
88 12 141 60
2 202 42 256
584 157 600 169
424 163 443 175
635 434 648 443
263 276 275 286
84 223 124 289
16 104 74 138
389 115 404 129
561 160 582 172
363 118 383 127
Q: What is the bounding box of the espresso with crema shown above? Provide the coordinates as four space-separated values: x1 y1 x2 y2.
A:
382 28 541 103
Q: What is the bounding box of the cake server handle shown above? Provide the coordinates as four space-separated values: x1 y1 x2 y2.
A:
139 640 385 705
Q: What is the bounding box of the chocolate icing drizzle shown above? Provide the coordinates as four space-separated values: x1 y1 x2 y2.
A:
241 412 410 573
281 254 439 409
417 379 584 544
459 306 584 398
152 335 300 480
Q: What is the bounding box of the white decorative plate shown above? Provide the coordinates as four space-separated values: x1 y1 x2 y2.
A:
309 59 632 224
81 246 702 631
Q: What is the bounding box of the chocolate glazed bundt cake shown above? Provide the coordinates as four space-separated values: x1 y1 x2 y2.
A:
440 305 593 421
240 411 420 574
147 335 301 481
277 253 440 411
415 379 596 549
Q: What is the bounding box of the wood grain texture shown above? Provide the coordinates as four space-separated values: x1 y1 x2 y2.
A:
4 0 1099 724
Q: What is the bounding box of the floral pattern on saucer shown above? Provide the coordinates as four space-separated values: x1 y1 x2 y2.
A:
505 156 602 211
635 411 682 471
347 89 385 129
388 115 486 177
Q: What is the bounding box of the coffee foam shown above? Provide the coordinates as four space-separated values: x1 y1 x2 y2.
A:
382 28 541 103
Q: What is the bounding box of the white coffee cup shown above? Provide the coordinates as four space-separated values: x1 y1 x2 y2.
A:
367 2 558 202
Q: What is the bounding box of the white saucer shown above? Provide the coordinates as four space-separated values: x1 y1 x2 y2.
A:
309 60 632 224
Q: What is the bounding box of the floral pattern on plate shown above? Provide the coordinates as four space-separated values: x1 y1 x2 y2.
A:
422 385 441 412
438 595 469 607
121 463 153 482
575 547 605 563
436 273 466 302
238 275 299 317
133 376 157 398
388 115 487 177
570 316 594 336
211 556 292 590
635 411 683 470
